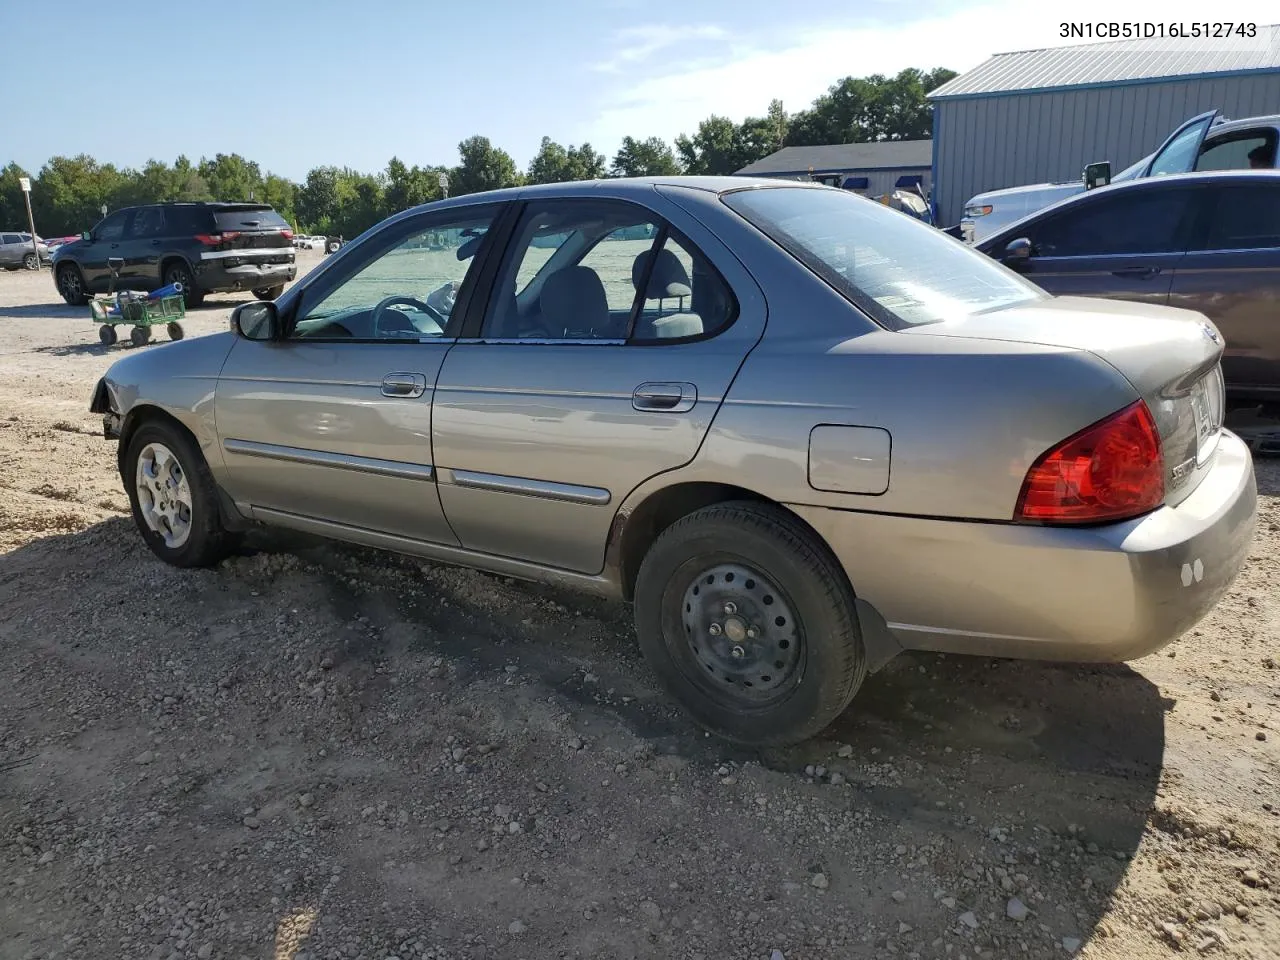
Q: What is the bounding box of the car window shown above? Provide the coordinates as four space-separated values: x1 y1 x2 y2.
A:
1027 188 1193 257
630 233 736 341
723 186 1044 330
482 200 659 341
1195 134 1276 171
1148 116 1216 177
291 210 495 341
95 212 130 242
127 207 165 239
1 234 19 245
1200 184 1280 250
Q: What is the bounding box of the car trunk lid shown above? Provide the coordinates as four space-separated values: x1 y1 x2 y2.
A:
198 205 294 257
901 296 1226 506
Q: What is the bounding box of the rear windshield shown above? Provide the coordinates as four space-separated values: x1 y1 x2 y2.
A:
722 186 1045 329
212 206 289 231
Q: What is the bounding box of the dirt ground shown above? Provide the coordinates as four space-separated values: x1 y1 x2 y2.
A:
1 255 1277 960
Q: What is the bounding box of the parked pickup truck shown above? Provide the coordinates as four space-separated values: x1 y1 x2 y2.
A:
961 110 1280 243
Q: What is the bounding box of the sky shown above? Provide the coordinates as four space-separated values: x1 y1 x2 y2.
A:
5 0 1279 181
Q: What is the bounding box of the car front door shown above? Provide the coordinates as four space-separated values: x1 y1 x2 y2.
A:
80 210 133 291
430 194 764 574
121 205 165 289
213 203 504 544
1144 109 1219 178
1168 180 1280 397
999 184 1197 305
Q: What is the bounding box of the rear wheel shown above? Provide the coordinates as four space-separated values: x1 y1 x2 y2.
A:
130 325 150 347
252 284 285 300
124 421 238 567
57 264 90 305
166 322 184 341
164 262 204 309
633 501 866 746
23 252 39 271
98 324 118 346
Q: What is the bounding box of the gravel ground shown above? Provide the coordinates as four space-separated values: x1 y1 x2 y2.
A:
1 256 1278 960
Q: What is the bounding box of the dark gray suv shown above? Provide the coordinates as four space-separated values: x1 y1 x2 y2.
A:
0 232 49 271
977 170 1280 405
51 202 297 307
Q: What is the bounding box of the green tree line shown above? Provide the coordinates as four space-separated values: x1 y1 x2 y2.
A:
2 67 954 240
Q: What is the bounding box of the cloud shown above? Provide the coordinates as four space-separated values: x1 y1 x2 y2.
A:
591 23 729 73
577 0 1280 148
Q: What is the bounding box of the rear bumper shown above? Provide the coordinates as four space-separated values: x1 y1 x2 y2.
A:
791 431 1258 663
196 260 296 293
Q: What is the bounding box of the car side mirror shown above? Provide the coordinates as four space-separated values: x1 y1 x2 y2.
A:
232 301 281 341
81 231 92 243
1084 161 1111 190
1003 237 1033 268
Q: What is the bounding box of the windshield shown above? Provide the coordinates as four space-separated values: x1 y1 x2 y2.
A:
723 187 1045 328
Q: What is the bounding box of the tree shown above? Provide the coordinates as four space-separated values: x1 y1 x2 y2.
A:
198 153 263 202
0 163 32 234
449 136 521 197
526 137 607 184
610 136 681 177
786 67 956 146
385 156 441 213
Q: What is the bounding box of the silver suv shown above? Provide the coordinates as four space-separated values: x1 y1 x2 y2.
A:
0 232 49 271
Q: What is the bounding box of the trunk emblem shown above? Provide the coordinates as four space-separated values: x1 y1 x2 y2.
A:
1201 322 1220 344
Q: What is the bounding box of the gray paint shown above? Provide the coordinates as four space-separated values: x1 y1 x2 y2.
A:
933 71 1280 226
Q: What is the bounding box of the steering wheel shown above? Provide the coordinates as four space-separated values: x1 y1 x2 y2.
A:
370 295 445 338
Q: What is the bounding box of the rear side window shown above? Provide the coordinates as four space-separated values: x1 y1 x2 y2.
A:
212 206 289 231
1196 133 1276 171
1200 184 1280 250
128 206 165 238
1028 189 1194 257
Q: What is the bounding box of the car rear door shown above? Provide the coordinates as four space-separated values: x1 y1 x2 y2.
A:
1000 184 1197 305
213 203 504 544
1168 179 1280 397
430 193 764 574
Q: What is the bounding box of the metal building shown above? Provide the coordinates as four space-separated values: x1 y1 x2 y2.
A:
734 140 932 197
928 26 1280 227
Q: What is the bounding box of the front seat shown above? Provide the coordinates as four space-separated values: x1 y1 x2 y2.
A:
630 248 702 339
536 265 612 338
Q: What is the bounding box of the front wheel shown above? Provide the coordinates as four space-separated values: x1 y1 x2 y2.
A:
164 262 204 308
99 324 118 346
57 264 90 305
166 322 184 341
633 501 867 746
23 253 39 271
130 325 151 347
123 421 238 567
252 284 285 300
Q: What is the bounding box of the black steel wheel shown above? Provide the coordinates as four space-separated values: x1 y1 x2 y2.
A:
57 264 90 305
99 324 118 346
167 322 184 341
130 325 150 347
634 501 866 746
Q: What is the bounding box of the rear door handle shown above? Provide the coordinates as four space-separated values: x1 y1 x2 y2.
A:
1111 266 1161 279
381 372 427 398
632 381 696 413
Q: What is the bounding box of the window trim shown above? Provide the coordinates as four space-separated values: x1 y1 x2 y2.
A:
464 197 739 347
282 201 511 345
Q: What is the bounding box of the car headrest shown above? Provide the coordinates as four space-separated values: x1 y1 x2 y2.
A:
632 248 692 300
539 266 609 328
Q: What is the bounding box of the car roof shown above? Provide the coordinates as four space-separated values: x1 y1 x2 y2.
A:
1212 114 1280 134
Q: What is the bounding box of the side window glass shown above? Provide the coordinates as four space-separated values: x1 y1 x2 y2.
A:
482 201 658 341
1195 135 1273 171
1031 191 1191 257
1148 118 1214 177
96 212 129 242
1203 186 1280 250
1 234 19 245
291 211 495 341
127 207 164 239
630 233 736 341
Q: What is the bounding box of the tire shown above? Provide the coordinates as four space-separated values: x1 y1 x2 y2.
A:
23 253 39 270
99 324 118 346
163 261 204 308
130 325 151 347
166 322 184 341
252 284 285 300
326 239 341 254
56 264 91 305
123 420 238 568
633 501 866 746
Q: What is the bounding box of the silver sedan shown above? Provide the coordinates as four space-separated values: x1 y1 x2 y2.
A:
89 176 1258 746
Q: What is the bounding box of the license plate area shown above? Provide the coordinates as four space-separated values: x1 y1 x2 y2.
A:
1189 365 1224 465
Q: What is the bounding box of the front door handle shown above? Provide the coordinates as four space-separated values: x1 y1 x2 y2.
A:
633 381 697 413
1111 266 1161 279
381 372 427 398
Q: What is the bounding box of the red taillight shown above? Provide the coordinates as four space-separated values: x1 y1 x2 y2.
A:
280 229 293 240
1015 400 1164 525
194 231 241 246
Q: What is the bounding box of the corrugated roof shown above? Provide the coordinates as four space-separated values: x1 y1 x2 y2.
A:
930 25 1280 98
735 140 932 176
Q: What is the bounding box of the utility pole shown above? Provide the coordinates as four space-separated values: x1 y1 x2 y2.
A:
18 177 39 268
